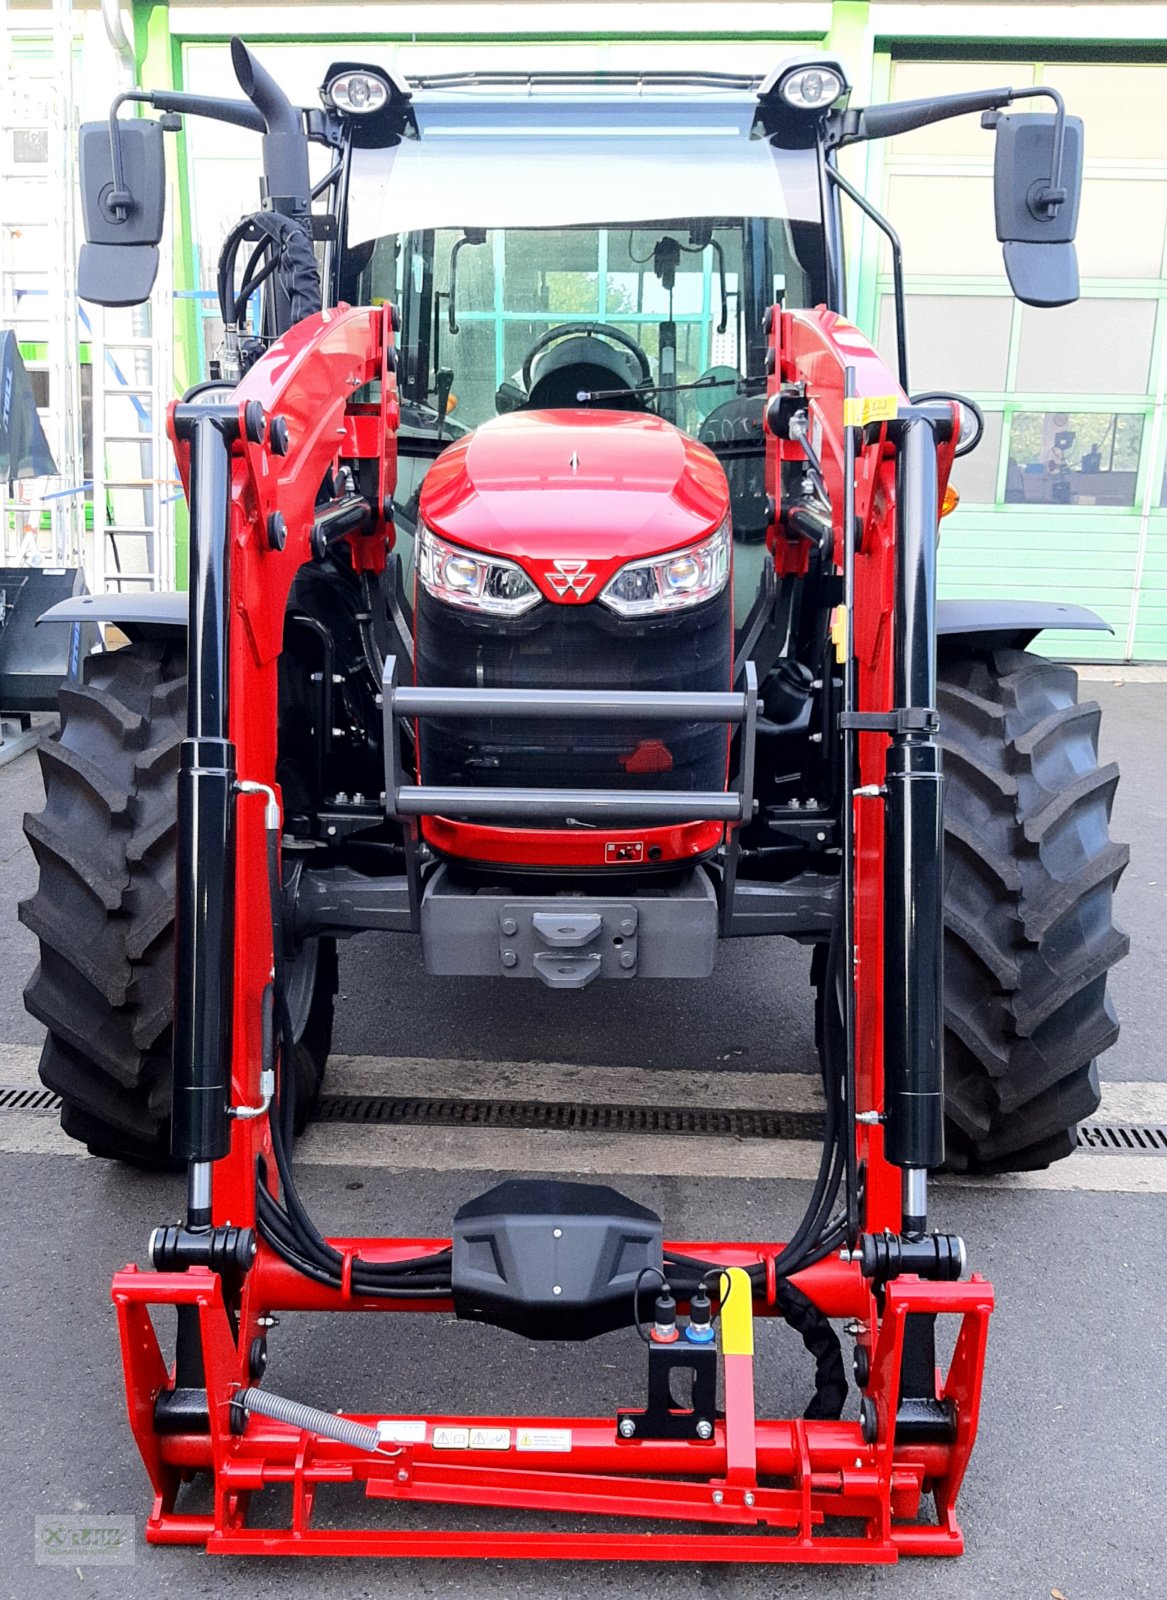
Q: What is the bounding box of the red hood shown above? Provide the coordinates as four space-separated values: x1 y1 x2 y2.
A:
418 410 730 606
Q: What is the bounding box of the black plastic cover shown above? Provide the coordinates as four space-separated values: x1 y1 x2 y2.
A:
452 1178 663 1340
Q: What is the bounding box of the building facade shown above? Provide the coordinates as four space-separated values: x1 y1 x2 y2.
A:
9 0 1167 658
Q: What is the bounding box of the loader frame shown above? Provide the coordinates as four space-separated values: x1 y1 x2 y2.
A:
109 297 995 1562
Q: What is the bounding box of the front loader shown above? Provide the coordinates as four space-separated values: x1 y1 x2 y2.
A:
20 44 1127 1561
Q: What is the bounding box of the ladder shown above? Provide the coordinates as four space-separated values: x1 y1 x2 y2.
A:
87 263 176 590
1 0 175 592
0 0 86 569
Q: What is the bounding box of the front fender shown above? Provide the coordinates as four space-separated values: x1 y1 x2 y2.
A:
38 590 186 641
936 599 1111 652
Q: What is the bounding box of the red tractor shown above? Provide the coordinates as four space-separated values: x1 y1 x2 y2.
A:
22 43 1125 1562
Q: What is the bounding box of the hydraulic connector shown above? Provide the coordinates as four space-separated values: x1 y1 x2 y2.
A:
684 1286 716 1344
650 1287 680 1344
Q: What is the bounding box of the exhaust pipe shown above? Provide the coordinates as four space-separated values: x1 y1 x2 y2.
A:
230 36 311 220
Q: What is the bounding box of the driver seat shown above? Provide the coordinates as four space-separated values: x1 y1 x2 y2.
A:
524 334 648 412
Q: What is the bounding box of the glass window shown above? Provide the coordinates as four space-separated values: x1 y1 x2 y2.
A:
1042 64 1167 161
949 411 1004 504
362 218 808 439
1006 411 1144 507
1015 299 1157 395
878 295 1013 393
1075 180 1167 279
883 176 1001 275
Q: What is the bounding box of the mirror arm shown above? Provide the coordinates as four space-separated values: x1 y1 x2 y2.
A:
982 85 1068 216
826 162 909 394
105 87 268 223
105 92 150 220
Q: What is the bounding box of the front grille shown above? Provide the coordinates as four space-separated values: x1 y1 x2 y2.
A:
415 586 733 794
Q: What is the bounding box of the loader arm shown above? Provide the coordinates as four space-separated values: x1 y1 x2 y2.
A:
106 304 994 1563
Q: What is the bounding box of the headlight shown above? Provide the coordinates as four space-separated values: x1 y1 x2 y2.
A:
417 523 541 617
777 66 845 111
326 71 390 115
599 519 730 618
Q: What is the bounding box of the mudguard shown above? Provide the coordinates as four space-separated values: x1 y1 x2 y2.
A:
936 598 1110 650
37 590 186 640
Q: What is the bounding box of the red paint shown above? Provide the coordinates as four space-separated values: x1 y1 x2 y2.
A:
421 815 723 869
111 303 993 1567
420 410 730 605
619 738 674 775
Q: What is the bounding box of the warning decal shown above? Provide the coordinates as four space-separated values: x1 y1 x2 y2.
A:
432 1426 470 1450
843 394 899 428
516 1428 572 1453
433 1426 512 1451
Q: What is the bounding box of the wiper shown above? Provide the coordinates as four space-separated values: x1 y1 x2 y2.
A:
575 373 752 405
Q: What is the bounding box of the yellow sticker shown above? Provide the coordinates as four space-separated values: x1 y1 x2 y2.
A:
830 605 848 664
843 394 899 428
718 1267 754 1357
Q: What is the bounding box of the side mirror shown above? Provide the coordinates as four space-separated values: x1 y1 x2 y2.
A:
991 109 1083 308
77 117 166 307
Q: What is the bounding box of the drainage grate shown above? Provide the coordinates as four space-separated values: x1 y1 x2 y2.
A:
2 1082 1164 1158
0 1085 61 1113
315 1095 828 1143
1075 1122 1167 1156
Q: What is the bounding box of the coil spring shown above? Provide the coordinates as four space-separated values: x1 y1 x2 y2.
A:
235 1386 383 1454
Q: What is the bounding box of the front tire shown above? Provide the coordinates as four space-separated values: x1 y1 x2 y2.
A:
938 645 1128 1171
20 639 335 1164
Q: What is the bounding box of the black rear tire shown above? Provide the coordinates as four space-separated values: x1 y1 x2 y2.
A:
937 645 1128 1172
20 640 335 1165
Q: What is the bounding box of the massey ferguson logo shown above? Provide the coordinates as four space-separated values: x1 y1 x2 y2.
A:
545 559 596 599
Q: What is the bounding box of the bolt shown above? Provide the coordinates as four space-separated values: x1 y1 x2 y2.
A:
332 674 345 685
336 792 349 804
256 1314 279 1329
326 826 337 837
696 1419 713 1441
501 949 518 969
744 1491 755 1507
501 917 518 936
552 1285 562 1296
397 1468 409 1483
712 1490 724 1506
619 951 636 970
619 1418 636 1438
353 792 365 805
808 731 823 743
844 1319 867 1337
552 1227 562 1238
816 831 826 842
619 918 635 936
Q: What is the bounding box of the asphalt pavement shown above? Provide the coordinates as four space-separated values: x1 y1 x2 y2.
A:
0 676 1163 1599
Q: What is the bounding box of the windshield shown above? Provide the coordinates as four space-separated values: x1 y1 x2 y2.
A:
342 96 827 440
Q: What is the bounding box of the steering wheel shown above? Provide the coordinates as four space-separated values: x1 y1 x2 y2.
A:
910 390 985 459
521 321 653 393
